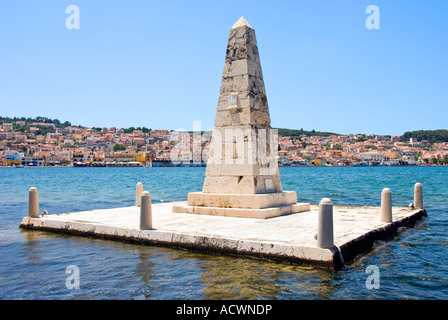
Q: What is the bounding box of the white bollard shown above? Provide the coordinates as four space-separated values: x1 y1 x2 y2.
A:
28 187 39 218
381 188 392 223
140 191 152 230
317 198 334 249
135 182 143 207
414 183 423 209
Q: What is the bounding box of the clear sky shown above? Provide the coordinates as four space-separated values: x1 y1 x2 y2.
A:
0 1 447 136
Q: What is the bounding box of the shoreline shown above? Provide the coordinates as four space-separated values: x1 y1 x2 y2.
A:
1 164 447 168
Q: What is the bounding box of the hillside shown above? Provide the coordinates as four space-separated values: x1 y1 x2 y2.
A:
275 128 340 138
400 130 448 144
2 116 448 144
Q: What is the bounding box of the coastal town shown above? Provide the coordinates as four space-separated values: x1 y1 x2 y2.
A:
1 117 447 167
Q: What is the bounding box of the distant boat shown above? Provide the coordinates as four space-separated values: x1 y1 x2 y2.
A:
353 162 368 167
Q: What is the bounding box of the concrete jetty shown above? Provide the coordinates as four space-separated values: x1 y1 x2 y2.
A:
19 198 426 270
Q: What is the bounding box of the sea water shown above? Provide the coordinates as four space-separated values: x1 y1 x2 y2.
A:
0 166 447 299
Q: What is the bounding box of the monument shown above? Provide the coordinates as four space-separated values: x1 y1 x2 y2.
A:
172 17 310 218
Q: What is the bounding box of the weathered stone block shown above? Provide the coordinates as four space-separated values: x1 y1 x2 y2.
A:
187 191 298 209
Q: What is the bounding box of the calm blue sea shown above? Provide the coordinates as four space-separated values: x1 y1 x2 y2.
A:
0 166 447 300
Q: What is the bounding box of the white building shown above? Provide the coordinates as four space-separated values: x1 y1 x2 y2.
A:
358 151 384 164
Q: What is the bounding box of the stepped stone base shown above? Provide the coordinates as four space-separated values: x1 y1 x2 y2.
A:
188 191 298 209
172 191 310 219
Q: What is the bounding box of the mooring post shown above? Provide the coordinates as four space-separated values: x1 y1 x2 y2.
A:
380 188 392 223
318 198 334 248
135 182 143 207
28 187 39 218
140 191 152 230
414 183 423 209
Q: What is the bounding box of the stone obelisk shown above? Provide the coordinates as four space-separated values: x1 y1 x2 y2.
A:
173 17 310 218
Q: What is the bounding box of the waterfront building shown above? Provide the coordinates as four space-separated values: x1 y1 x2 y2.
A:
5 150 24 165
358 151 384 164
113 150 138 162
21 156 44 166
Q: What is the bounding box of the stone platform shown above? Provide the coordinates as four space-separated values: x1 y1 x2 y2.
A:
172 191 310 219
19 202 426 270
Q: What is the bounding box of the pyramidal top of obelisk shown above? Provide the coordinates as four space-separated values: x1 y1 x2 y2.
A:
172 17 310 219
231 16 253 29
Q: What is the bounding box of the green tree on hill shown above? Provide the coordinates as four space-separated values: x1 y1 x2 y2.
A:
276 128 339 138
113 143 126 152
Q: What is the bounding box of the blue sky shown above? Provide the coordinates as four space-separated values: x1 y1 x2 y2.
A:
0 1 447 136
